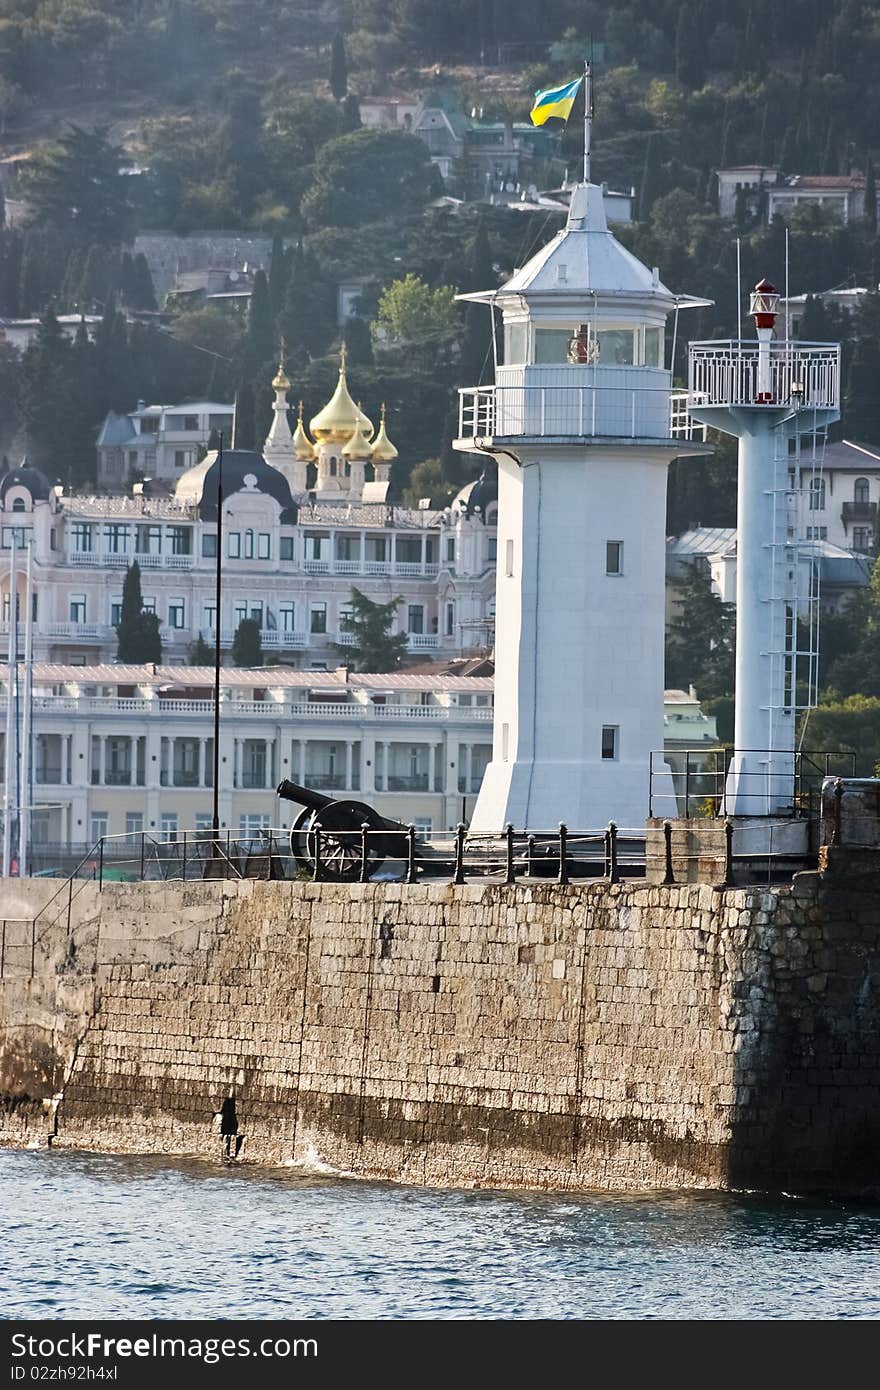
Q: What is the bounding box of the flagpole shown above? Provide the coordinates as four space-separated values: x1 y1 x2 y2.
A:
583 60 592 184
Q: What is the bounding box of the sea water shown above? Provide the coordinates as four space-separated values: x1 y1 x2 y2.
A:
2 1149 879 1320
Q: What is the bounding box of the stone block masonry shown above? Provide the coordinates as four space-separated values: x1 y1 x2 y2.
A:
2 868 879 1195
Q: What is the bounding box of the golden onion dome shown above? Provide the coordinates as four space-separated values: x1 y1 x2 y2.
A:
272 361 291 392
292 401 316 460
342 408 374 459
308 344 373 443
370 402 398 463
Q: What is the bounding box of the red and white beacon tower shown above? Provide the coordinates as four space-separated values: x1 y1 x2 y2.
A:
688 278 841 821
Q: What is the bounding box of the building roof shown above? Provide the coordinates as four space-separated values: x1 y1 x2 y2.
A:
176 448 298 522
822 439 880 470
0 465 51 502
96 413 138 448
19 663 496 693
781 174 865 190
668 527 737 558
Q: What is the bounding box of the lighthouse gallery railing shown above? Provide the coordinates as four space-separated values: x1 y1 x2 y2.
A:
688 340 840 410
457 386 705 442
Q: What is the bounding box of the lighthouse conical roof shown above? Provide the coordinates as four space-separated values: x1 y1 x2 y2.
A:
494 183 674 303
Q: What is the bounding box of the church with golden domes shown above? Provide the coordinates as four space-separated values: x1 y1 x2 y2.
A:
263 345 399 504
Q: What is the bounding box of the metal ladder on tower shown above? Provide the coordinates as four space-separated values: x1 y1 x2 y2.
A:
764 412 828 810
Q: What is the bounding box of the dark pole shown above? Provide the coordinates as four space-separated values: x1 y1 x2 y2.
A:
212 434 224 834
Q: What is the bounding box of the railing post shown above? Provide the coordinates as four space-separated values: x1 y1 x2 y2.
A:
1 920 5 980
685 754 691 818
723 817 735 887
67 871 74 940
98 836 104 891
504 823 515 885
453 823 466 885
406 824 417 884
663 820 675 885
359 822 370 883
181 830 187 882
313 826 323 881
648 751 654 817
139 832 145 882
608 822 620 884
527 834 535 878
558 823 569 885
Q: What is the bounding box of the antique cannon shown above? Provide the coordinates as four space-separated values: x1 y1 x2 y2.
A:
276 779 413 881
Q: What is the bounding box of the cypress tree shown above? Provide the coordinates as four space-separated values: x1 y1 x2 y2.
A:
0 180 6 230
132 253 157 311
231 617 263 667
639 134 662 221
844 337 880 444
279 239 311 366
329 32 348 102
864 156 877 236
116 561 163 664
674 2 705 90
232 380 255 449
243 268 274 381
343 316 373 367
341 93 361 133
267 233 288 318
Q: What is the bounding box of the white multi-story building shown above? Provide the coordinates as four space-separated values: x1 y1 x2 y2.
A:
0 663 495 860
0 660 714 862
0 353 498 668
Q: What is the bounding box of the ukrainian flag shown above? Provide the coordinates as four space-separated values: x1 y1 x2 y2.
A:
529 75 582 126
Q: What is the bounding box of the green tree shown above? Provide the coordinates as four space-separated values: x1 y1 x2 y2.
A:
343 315 374 366
674 3 705 90
336 587 408 671
864 156 877 236
372 274 457 353
402 458 454 508
665 565 736 701
21 125 131 243
131 253 157 311
843 336 880 444
116 561 162 664
232 617 263 667
190 634 213 665
824 556 880 698
268 233 288 318
243 268 274 381
301 129 441 228
329 31 348 102
805 696 880 776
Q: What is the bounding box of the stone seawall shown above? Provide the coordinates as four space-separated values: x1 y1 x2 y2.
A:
1 869 879 1195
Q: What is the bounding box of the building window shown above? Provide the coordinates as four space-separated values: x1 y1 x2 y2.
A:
194 813 214 835
280 535 294 561
280 603 295 632
69 595 86 623
445 602 454 636
501 722 509 761
71 522 93 553
408 604 424 634
806 526 828 540
487 537 497 561
310 603 327 634
305 535 326 561
160 812 179 842
413 817 433 838
244 529 254 559
202 532 217 558
601 726 618 760
809 478 826 511
606 540 623 575
854 478 870 504
852 527 873 553
168 525 192 555
248 602 263 625
239 813 271 848
174 450 187 469
505 538 514 576
228 532 241 558
104 523 130 554
124 811 144 844
135 524 162 555
446 537 455 563
110 599 122 627
142 596 157 615
258 533 270 559
202 604 216 630
2 526 31 548
168 598 185 629
90 812 108 842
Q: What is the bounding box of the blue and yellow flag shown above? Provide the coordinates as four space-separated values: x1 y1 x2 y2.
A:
529 75 583 126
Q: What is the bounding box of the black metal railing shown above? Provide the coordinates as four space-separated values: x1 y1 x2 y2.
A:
650 748 857 819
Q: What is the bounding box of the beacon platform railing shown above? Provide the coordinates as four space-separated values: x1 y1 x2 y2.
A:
457 386 706 442
650 747 856 819
687 340 841 410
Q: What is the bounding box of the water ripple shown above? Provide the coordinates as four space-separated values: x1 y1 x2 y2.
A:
1 1149 879 1319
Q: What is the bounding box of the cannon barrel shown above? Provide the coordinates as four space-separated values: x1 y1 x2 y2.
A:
276 779 338 813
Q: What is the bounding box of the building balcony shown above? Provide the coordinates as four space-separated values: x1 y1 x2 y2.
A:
688 340 841 411
841 500 877 530
407 634 439 651
67 552 193 569
456 371 706 446
34 767 63 785
304 773 347 791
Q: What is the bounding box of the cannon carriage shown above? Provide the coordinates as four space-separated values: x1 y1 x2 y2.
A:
276 779 419 881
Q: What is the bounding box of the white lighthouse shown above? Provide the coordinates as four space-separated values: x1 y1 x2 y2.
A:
688 283 841 816
454 180 710 833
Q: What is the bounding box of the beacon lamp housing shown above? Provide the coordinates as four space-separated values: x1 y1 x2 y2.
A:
749 279 779 330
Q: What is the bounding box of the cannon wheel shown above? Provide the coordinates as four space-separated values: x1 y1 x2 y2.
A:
288 807 314 875
292 801 388 882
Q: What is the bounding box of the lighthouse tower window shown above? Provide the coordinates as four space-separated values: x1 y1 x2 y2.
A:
601 726 618 760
